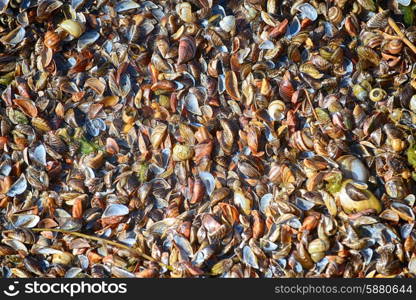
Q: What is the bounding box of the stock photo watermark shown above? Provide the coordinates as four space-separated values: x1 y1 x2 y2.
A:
2 281 127 297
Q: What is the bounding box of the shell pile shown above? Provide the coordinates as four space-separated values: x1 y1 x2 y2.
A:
0 0 416 278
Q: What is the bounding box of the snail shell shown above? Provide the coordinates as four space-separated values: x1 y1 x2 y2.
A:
328 6 343 25
384 39 403 55
338 180 382 214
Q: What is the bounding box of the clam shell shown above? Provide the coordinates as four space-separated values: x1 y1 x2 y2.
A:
77 30 100 50
297 3 318 21
116 1 140 12
184 92 202 115
224 70 240 100
398 0 411 5
7 174 27 197
199 172 215 196
102 204 129 218
242 246 259 269
177 36 196 64
11 215 40 228
219 16 236 33
30 144 47 166
0 27 25 45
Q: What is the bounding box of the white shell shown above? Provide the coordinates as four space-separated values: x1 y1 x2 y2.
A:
297 3 318 21
7 174 27 197
199 172 215 195
219 16 236 33
184 92 202 115
102 204 129 218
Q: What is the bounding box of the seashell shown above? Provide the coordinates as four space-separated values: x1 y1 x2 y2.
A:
184 92 202 115
398 0 411 5
409 257 416 275
238 160 261 178
233 188 253 215
0 26 25 45
369 88 386 102
176 2 196 23
59 20 85 38
44 30 61 50
310 55 331 71
100 96 119 107
85 78 106 95
11 215 40 228
380 209 400 222
384 39 403 55
211 187 231 205
308 238 329 262
177 35 196 64
259 193 273 214
219 16 236 33
385 177 408 199
321 191 338 216
65 268 83 278
115 1 140 12
337 180 382 214
151 80 177 92
30 144 47 166
289 129 314 151
77 30 100 50
7 173 27 197
150 124 167 149
0 245 16 256
285 16 301 38
357 46 380 65
23 257 44 276
172 144 194 161
269 19 288 39
242 246 259 269
219 203 239 225
111 266 135 278
71 0 87 10
345 14 359 37
357 0 376 11
190 178 205 204
366 10 389 29
86 151 105 169
156 36 170 58
268 100 286 121
268 163 296 184
102 204 129 218
287 44 301 63
224 70 241 101
199 172 215 196
352 82 370 101
105 138 119 155
328 6 343 25
52 252 74 265
297 3 318 21
300 63 323 79
14 99 38 118
391 202 415 222
279 79 295 102
337 155 369 182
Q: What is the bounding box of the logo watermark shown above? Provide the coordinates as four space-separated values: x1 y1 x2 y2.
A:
3 281 20 297
2 281 127 297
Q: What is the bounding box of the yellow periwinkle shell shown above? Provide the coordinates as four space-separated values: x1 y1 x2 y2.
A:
172 144 194 161
337 179 382 214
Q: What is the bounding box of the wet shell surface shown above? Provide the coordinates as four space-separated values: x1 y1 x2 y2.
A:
0 0 415 280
